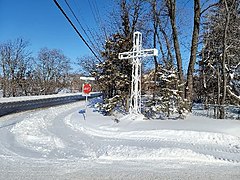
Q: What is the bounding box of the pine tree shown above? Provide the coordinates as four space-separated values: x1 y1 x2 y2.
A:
93 33 132 114
143 63 187 118
93 0 145 115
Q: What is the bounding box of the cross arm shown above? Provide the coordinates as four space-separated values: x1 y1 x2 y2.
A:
119 49 158 60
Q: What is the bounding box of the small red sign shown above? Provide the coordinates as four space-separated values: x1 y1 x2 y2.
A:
83 83 91 94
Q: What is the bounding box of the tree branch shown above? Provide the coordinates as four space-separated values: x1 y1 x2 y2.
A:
200 3 219 16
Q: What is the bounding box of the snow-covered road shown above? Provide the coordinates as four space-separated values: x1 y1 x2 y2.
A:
0 99 240 179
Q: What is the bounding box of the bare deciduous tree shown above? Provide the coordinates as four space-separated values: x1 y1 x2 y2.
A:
35 48 71 95
185 0 201 111
0 38 32 97
165 0 184 97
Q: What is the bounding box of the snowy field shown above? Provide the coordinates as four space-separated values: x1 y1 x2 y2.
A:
0 97 240 179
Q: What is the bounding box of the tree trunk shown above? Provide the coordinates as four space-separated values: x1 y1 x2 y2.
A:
1 62 7 97
217 66 221 118
158 23 174 64
152 0 159 102
220 0 230 119
185 0 201 111
165 0 184 97
200 47 208 109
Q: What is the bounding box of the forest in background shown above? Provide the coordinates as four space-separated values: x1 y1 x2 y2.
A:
0 0 239 119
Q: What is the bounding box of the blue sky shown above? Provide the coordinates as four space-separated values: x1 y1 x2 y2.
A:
0 0 213 73
0 0 110 62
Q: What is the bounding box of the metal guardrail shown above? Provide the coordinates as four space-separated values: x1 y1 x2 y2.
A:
0 93 102 117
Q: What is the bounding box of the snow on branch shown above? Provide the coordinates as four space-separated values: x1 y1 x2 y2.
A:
227 86 240 104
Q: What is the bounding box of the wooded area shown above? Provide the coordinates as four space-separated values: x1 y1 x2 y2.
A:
0 0 239 119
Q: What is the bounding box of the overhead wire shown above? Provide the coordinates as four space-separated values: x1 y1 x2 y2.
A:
64 0 94 48
86 0 104 48
88 0 98 26
53 0 101 62
68 0 104 58
94 0 108 39
71 0 100 53
88 0 108 40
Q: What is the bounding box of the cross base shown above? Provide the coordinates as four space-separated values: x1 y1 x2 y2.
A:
120 113 145 121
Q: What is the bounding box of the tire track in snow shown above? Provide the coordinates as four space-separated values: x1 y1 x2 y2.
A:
61 108 240 163
128 137 240 163
47 105 104 160
2 100 240 164
64 114 240 163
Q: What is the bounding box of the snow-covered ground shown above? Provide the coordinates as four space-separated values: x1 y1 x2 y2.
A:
0 97 240 179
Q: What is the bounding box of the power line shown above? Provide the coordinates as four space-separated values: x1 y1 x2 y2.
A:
70 0 106 58
53 0 101 62
71 0 100 52
88 0 108 39
64 0 93 46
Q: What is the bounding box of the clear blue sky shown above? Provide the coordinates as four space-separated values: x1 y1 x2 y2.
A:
0 0 110 62
0 0 215 73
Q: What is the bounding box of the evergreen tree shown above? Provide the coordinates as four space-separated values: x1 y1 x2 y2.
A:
93 33 132 114
93 0 145 115
143 63 187 118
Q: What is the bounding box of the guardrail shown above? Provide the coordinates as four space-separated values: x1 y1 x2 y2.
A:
0 93 102 117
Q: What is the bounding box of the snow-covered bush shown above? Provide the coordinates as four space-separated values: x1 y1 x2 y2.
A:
142 65 188 119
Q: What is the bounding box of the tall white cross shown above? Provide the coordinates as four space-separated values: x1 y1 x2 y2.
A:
119 31 158 115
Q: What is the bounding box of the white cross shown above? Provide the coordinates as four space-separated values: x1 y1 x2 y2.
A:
119 31 158 115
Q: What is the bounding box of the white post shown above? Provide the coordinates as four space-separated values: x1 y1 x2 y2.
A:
85 95 88 115
119 32 158 116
